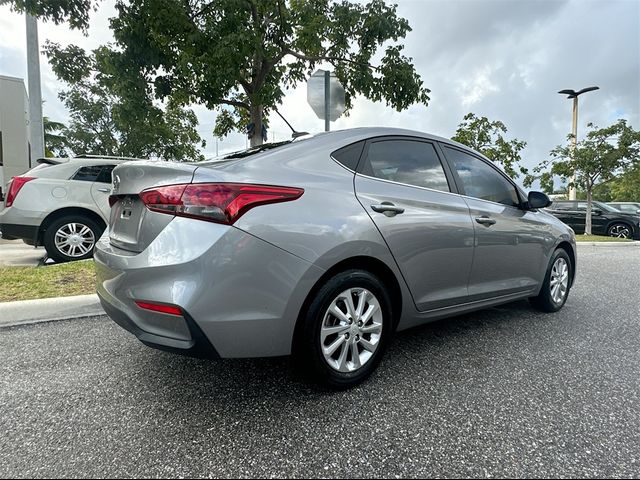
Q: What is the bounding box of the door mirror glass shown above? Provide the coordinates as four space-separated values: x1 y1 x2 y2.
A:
528 191 551 209
592 208 602 216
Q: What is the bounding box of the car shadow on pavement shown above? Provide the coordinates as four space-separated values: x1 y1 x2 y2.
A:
131 299 542 408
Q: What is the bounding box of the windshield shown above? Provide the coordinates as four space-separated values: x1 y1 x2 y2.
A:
595 202 622 213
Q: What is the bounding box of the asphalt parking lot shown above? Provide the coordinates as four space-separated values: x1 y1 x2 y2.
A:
1 245 639 478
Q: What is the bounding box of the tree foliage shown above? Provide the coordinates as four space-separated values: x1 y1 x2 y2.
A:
32 0 430 147
531 119 640 234
43 117 68 157
44 43 205 161
451 113 527 179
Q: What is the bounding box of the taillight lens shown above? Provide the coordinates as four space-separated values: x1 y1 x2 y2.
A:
139 183 304 225
5 177 36 208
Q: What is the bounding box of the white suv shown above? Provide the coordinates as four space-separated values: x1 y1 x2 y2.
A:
0 156 135 262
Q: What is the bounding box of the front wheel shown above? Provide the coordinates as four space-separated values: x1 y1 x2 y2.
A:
294 270 394 389
43 216 104 263
530 249 572 313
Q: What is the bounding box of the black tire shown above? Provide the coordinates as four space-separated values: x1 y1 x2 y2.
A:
607 222 632 239
43 215 104 263
294 269 394 389
530 248 572 313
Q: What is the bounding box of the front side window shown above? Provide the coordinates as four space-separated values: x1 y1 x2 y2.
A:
72 165 104 182
443 146 520 208
360 140 450 192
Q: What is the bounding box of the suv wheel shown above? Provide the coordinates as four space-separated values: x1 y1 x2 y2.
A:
43 215 104 263
295 270 393 389
608 223 632 239
530 249 572 313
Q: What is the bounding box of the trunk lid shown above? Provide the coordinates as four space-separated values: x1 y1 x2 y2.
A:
108 161 200 253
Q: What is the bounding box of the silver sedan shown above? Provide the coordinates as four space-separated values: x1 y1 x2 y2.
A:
95 128 576 388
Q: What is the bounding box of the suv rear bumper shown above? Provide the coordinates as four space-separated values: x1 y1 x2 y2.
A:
0 223 38 242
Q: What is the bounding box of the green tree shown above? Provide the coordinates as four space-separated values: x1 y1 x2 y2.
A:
609 164 640 201
531 120 640 234
25 0 430 147
451 113 527 179
44 44 205 161
43 117 68 157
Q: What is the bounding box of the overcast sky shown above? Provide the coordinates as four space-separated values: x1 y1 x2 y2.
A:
1 0 638 186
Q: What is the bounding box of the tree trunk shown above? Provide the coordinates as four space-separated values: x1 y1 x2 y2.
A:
585 185 593 235
249 103 263 147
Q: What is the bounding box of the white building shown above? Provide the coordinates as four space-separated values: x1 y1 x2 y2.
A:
0 75 31 201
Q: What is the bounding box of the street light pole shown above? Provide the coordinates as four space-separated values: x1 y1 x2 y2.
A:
26 13 45 166
558 86 600 200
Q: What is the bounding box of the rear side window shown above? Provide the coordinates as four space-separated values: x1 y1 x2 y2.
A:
360 140 450 192
332 141 365 171
96 165 115 184
72 165 104 182
444 146 520 207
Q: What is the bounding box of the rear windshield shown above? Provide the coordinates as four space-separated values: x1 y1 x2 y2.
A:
197 138 313 166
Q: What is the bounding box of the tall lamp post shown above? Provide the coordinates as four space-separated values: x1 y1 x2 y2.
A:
557 86 600 200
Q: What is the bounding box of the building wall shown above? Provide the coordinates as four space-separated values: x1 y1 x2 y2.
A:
0 75 31 200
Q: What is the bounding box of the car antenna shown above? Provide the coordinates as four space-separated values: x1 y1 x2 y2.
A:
274 109 309 139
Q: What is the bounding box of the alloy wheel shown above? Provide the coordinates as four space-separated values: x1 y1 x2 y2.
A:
54 223 96 258
550 257 569 305
320 288 383 373
609 224 631 239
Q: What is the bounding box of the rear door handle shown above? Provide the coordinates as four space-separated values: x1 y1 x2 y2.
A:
371 203 405 216
475 216 496 226
97 188 111 193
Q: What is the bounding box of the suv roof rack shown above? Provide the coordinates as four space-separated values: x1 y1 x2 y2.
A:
74 154 144 161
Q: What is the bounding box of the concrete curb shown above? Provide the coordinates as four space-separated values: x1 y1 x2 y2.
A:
576 241 640 247
0 294 106 328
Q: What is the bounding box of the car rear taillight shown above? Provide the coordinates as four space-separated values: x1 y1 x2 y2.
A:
5 177 36 208
139 183 304 225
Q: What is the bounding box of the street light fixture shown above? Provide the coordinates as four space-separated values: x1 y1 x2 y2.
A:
557 86 600 200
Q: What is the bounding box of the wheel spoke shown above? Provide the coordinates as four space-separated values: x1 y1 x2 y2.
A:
323 335 346 357
361 323 382 335
343 291 357 318
331 305 350 324
360 303 378 324
337 341 349 372
350 342 361 370
360 338 377 353
321 324 350 341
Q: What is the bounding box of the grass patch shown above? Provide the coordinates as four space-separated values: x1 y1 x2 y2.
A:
0 260 96 303
575 234 633 242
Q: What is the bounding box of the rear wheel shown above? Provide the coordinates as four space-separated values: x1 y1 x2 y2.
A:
43 215 104 263
530 249 572 313
295 270 393 389
607 223 632 239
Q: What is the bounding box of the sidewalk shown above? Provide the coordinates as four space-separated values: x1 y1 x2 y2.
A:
0 239 46 266
0 294 105 328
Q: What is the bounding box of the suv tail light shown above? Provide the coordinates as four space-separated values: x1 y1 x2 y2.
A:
5 176 36 208
139 183 304 225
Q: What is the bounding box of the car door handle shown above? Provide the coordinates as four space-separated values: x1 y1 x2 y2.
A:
371 203 405 216
97 188 111 193
475 216 496 226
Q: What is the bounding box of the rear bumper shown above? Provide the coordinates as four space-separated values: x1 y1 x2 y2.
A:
95 217 324 358
0 223 39 242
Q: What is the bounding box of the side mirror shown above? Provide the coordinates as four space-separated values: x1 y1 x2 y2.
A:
528 191 552 209
592 208 602 216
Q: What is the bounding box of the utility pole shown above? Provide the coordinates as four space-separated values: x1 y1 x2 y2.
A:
26 13 45 165
324 70 330 132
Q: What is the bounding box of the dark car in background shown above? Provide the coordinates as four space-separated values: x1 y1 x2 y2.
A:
608 202 640 215
547 200 640 239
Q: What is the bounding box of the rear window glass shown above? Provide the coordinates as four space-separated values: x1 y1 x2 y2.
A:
332 141 365 171
72 166 104 182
